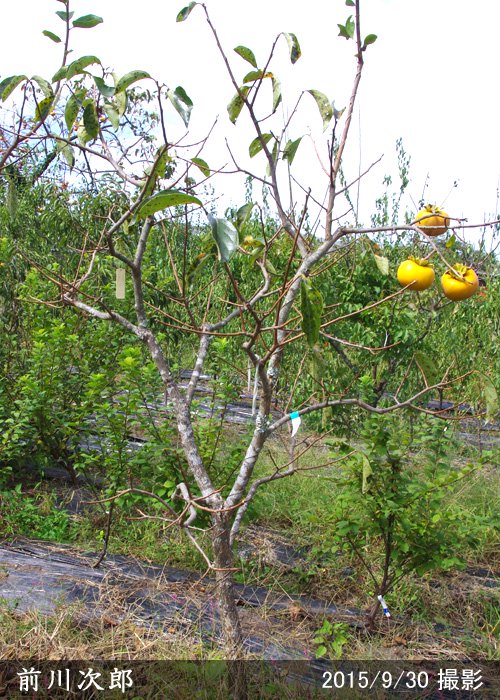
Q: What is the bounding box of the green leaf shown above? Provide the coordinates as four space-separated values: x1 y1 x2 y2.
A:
77 123 91 146
445 234 456 249
315 645 328 658
61 144 75 169
6 175 18 219
72 14 103 29
113 89 128 117
249 243 265 264
266 139 279 177
136 189 202 219
191 157 210 178
310 344 326 383
176 2 197 21
307 89 333 131
282 32 301 64
35 96 54 121
204 661 227 682
249 133 273 158
42 30 62 43
414 351 440 387
65 55 102 80
345 0 355 6
363 34 378 48
332 102 345 120
56 10 74 21
227 86 249 124
115 70 151 94
167 86 193 127
104 102 120 128
283 137 302 165
243 69 264 83
272 76 282 113
187 251 215 288
208 215 238 263
235 202 254 232
0 75 27 101
346 18 356 38
93 75 115 97
300 278 324 347
361 454 373 494
64 88 87 131
52 66 68 82
32 75 54 98
143 147 170 198
243 69 270 83
83 101 99 139
0 78 12 98
477 372 498 422
338 16 355 40
373 254 389 275
56 138 75 169
233 46 258 68
265 259 278 276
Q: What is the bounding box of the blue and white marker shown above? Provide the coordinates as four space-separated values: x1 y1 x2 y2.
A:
290 411 301 437
377 595 391 618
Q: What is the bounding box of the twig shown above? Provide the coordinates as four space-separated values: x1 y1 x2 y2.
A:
92 501 115 569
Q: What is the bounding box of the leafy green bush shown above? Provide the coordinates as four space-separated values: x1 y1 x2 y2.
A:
324 412 488 620
313 620 350 659
0 484 71 540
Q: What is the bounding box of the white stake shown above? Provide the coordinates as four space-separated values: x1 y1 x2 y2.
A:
116 268 126 299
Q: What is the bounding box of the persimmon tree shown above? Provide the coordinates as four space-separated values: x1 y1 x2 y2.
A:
1 1 497 693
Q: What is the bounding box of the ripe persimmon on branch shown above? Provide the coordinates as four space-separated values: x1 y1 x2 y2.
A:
1 1 497 694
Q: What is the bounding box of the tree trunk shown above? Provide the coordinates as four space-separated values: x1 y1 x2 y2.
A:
211 513 248 699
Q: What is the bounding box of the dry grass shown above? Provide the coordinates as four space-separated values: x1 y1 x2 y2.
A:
0 602 212 661
1 428 496 666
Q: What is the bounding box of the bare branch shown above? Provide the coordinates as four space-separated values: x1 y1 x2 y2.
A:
266 376 472 434
62 295 141 336
173 482 198 527
325 0 365 240
186 331 211 405
230 466 295 544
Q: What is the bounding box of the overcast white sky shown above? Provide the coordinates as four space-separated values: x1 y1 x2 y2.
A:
2 0 500 244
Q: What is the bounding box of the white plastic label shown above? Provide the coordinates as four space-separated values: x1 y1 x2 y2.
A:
290 411 301 437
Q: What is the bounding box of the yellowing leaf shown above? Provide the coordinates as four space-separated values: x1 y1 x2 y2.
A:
35 96 53 122
282 32 301 64
191 157 210 178
373 254 389 276
115 70 151 94
414 351 440 387
227 86 250 124
0 75 27 101
249 133 273 158
64 55 101 81
83 102 99 139
167 86 193 127
307 89 333 131
477 372 498 422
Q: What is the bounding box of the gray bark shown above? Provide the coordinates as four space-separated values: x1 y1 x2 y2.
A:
211 513 248 698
